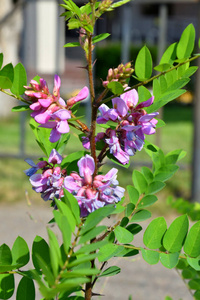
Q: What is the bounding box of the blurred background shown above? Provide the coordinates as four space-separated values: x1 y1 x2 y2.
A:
0 0 200 213
1 1 200 299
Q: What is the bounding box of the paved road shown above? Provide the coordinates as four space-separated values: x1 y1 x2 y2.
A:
0 201 192 300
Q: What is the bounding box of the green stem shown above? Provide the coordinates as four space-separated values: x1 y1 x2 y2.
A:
0 88 29 104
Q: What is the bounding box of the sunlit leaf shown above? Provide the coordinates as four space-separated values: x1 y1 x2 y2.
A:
143 217 167 249
159 252 179 269
163 215 189 253
177 24 195 59
184 220 200 257
135 46 152 80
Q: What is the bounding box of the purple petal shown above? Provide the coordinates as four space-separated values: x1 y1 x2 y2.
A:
49 128 61 143
39 98 52 108
49 149 62 164
52 109 71 120
35 111 51 124
75 86 89 102
56 120 69 134
136 96 154 109
112 97 128 117
121 88 138 107
30 102 41 111
39 121 56 129
64 176 81 192
139 112 159 122
78 155 95 177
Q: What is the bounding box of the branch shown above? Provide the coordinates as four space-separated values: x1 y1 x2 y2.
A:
99 55 200 107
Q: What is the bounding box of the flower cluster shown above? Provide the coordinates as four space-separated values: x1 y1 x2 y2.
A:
95 88 158 164
25 150 124 217
24 75 89 142
25 149 65 202
64 155 124 217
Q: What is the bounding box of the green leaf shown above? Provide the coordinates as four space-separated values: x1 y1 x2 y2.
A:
126 224 142 236
137 195 158 209
184 220 200 257
165 149 186 164
154 165 179 182
0 63 14 89
109 0 131 9
76 240 108 255
132 170 148 195
61 215 72 254
10 63 27 96
125 203 135 217
177 24 195 59
78 226 107 244
107 81 124 95
67 253 98 268
0 274 14 299
12 105 29 112
47 228 62 277
141 167 154 183
187 256 200 271
12 236 29 267
131 210 151 222
146 181 165 194
163 214 189 253
63 189 81 225
141 248 159 265
99 266 121 277
194 290 200 300
64 42 80 48
32 236 50 271
98 244 123 262
114 226 134 244
61 268 100 278
138 86 152 103
0 244 12 265
146 89 186 113
135 46 152 80
55 199 76 232
160 43 177 65
159 252 179 269
188 279 200 290
34 254 55 286
143 217 167 249
80 205 115 235
154 63 172 72
92 33 110 44
0 53 3 69
127 185 139 205
16 277 35 300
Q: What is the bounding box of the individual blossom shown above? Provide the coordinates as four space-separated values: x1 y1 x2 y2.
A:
25 149 66 202
64 154 125 217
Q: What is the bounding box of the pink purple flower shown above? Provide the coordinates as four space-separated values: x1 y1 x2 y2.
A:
25 149 65 202
95 88 158 164
64 154 125 217
25 75 89 143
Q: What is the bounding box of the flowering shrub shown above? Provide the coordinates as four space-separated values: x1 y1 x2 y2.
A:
0 0 200 299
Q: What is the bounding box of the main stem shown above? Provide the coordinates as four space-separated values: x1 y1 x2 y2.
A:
87 33 98 176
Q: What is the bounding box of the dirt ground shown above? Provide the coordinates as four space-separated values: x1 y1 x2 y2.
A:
0 200 192 300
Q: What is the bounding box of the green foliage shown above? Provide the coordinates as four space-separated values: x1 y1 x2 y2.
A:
134 46 153 81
